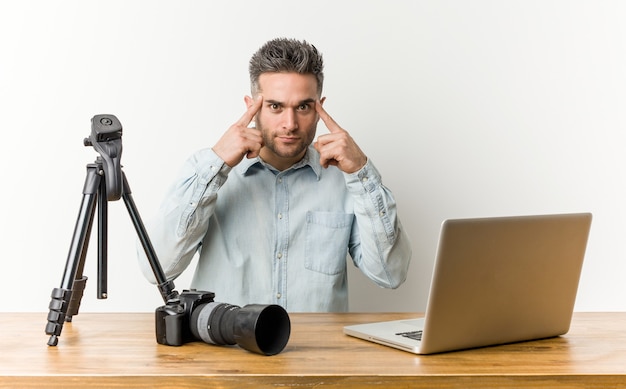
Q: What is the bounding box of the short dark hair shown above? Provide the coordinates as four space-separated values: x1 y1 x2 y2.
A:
249 38 324 96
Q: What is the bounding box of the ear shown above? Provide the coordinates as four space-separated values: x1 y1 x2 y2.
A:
244 95 254 109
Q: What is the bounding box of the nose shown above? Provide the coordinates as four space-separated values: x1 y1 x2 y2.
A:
281 109 298 131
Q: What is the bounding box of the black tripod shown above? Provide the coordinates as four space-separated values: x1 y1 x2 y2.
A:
45 114 179 346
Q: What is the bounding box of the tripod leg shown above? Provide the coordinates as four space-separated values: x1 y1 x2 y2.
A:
97 169 108 299
45 164 101 346
120 172 178 303
68 167 108 318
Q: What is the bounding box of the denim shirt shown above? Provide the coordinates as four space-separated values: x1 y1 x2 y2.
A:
138 146 412 312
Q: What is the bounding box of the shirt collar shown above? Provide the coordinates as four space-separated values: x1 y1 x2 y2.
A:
236 146 322 180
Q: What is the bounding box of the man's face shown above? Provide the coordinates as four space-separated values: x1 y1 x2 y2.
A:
250 72 322 170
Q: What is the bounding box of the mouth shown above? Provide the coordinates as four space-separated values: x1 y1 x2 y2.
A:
278 136 300 144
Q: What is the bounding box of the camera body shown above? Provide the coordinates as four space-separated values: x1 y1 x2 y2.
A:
155 289 215 346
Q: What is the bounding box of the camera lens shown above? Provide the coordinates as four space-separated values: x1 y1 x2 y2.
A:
190 302 291 355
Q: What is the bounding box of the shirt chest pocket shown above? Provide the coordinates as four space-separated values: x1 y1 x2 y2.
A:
304 211 354 275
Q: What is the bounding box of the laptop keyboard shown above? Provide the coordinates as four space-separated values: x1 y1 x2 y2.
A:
396 330 423 341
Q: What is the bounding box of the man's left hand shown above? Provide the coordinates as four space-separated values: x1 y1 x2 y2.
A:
314 100 368 174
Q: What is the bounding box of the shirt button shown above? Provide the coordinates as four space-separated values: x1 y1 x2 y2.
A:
361 177 368 182
277 252 283 259
276 293 282 299
278 213 283 219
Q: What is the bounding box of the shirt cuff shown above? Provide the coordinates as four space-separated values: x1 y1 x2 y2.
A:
343 158 382 194
190 148 232 183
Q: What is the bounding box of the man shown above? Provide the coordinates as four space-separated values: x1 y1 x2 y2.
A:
139 38 411 312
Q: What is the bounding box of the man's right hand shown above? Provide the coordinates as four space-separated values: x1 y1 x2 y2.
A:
212 96 264 167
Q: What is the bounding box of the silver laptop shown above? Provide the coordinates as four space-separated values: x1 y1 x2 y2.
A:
344 212 592 354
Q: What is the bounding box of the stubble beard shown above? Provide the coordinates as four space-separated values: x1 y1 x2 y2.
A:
258 119 317 160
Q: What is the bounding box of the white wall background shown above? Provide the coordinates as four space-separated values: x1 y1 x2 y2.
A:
1 0 625 313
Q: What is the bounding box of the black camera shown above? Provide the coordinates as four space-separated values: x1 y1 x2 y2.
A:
155 289 291 356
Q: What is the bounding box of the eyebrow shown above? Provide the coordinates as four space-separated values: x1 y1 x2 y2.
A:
265 98 316 107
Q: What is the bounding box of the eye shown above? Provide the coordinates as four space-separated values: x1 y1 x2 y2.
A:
297 104 311 112
267 103 283 113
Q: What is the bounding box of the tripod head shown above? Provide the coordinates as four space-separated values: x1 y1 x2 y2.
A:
84 114 123 201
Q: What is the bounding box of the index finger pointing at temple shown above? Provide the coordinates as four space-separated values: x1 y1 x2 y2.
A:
238 96 264 127
315 100 343 133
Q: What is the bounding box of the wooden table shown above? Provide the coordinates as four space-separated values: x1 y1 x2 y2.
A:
1 312 625 388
